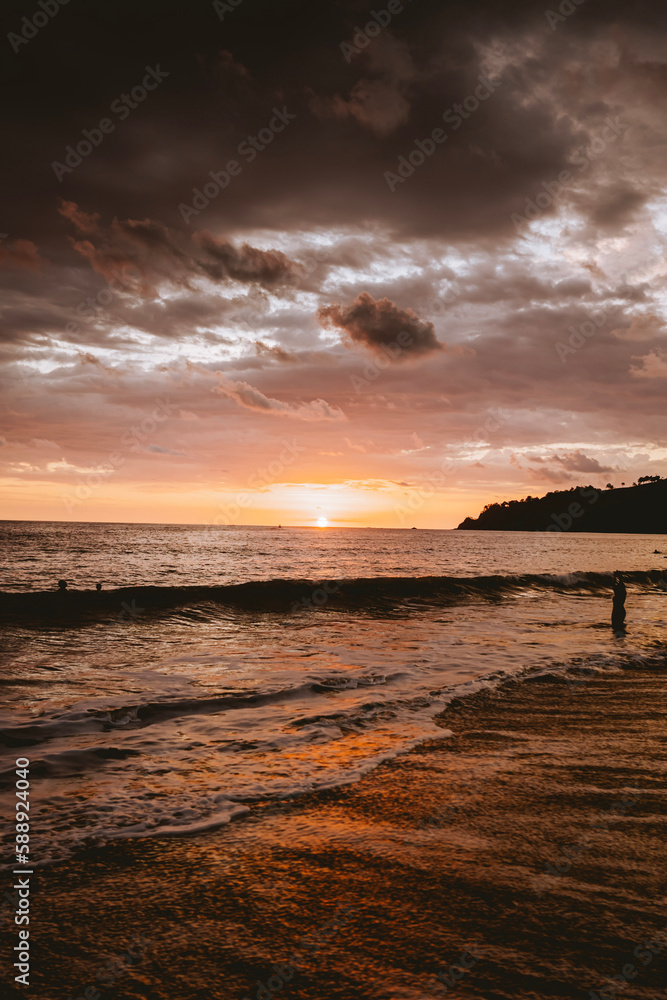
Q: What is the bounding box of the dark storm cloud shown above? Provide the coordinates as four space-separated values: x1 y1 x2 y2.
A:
307 33 414 136
589 184 648 228
3 0 663 250
318 292 444 358
58 201 299 292
193 231 298 287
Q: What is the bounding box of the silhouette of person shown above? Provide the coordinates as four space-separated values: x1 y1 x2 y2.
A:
611 572 626 630
57 579 68 591
96 583 102 591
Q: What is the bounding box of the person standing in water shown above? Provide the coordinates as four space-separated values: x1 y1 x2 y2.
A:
611 572 627 630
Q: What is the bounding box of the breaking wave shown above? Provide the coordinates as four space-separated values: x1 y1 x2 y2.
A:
2 568 666 621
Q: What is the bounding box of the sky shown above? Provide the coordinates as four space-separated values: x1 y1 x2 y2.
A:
2 0 667 528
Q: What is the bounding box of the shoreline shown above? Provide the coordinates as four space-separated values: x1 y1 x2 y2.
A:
2 659 666 999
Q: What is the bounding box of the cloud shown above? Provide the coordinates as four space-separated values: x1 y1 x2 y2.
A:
254 340 299 363
145 444 187 456
310 79 411 136
192 231 297 288
308 34 414 136
524 449 614 483
58 201 100 235
0 239 43 272
613 313 664 342
345 437 374 453
589 184 647 229
630 350 667 378
212 373 346 422
552 450 614 474
59 202 299 293
76 352 122 375
318 292 444 358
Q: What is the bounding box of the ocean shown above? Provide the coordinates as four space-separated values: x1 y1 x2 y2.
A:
2 521 666 871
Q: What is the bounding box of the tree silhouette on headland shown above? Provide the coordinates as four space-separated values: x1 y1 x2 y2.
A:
458 478 667 533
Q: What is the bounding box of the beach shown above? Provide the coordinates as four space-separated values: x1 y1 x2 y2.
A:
2 658 666 999
2 525 667 998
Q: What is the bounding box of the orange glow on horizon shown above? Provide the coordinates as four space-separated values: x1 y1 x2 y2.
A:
0 475 501 529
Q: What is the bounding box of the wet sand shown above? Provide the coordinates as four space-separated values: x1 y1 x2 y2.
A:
2 661 666 999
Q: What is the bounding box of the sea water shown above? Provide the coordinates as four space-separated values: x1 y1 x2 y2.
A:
1 522 666 864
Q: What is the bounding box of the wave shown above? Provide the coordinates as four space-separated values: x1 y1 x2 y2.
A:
0 671 398 754
1 569 665 622
1 643 665 865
